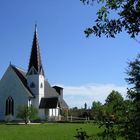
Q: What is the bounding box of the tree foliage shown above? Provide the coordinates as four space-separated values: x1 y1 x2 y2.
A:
80 0 140 38
17 105 38 124
92 101 102 109
105 90 123 105
92 91 124 139
91 101 103 121
126 54 140 91
125 55 140 139
74 128 90 140
88 57 140 139
91 91 124 123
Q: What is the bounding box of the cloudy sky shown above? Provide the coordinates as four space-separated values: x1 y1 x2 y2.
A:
0 1 139 108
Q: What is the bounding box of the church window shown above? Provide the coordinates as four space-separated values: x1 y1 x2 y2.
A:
40 83 43 88
5 97 14 115
30 82 35 88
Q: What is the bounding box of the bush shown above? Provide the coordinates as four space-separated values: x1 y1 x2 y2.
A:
16 105 38 124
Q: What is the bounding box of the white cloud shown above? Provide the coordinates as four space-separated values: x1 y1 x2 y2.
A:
58 83 127 108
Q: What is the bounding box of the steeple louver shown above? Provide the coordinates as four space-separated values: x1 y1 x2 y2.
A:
27 25 44 76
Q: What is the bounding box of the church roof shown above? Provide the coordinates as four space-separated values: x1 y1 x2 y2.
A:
10 65 68 109
39 97 68 109
39 97 58 109
10 65 35 98
11 64 59 98
27 25 44 76
59 98 69 109
44 81 69 108
44 80 59 97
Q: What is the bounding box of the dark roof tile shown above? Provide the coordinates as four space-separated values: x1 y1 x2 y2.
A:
59 98 69 109
10 65 35 98
39 97 58 109
27 27 44 76
44 80 59 97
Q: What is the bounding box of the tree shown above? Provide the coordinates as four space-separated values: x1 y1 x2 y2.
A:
74 128 90 140
91 101 102 120
102 90 124 123
16 105 38 124
80 0 140 38
92 101 102 109
126 54 140 90
125 54 140 139
95 91 125 139
105 90 123 105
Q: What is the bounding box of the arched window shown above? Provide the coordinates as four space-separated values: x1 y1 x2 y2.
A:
5 97 14 115
30 82 35 88
40 83 43 88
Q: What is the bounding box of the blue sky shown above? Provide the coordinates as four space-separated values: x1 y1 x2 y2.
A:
0 0 140 108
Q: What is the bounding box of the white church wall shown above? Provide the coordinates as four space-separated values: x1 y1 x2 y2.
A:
0 66 31 120
55 108 59 116
52 109 54 116
38 75 44 102
49 109 52 116
49 108 59 117
48 108 59 121
27 74 44 103
27 70 45 119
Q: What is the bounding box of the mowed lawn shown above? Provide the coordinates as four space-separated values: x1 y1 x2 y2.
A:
0 123 102 140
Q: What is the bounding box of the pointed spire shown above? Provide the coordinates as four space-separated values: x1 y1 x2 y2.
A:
35 23 37 33
27 25 44 76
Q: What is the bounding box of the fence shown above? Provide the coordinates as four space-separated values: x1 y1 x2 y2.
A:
67 116 90 122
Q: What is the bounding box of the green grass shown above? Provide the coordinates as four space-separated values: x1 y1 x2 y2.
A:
0 123 102 140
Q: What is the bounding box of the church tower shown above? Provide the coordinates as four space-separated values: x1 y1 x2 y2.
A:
26 25 45 112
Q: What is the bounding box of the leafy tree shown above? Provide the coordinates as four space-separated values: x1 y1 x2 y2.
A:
16 105 38 124
80 0 140 38
94 91 125 139
74 128 90 140
91 101 103 120
92 101 102 109
104 90 124 123
125 54 140 139
105 90 123 105
98 119 118 140
118 99 135 139
90 58 140 140
126 54 140 90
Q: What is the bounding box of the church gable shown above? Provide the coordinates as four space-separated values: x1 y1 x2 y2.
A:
28 66 38 75
0 65 33 99
10 65 34 97
0 65 33 120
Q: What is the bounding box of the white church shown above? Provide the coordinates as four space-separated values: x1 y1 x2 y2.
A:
0 26 68 121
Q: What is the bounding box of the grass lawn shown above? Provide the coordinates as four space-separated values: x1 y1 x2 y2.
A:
0 123 103 140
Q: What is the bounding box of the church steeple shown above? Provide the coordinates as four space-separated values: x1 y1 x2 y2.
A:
27 25 44 76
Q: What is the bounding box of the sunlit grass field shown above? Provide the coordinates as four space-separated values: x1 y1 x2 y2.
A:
0 123 103 140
